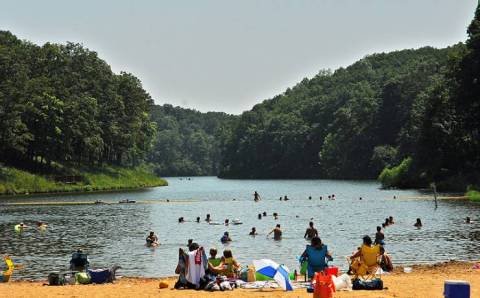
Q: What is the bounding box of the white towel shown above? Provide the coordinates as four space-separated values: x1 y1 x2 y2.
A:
185 249 205 287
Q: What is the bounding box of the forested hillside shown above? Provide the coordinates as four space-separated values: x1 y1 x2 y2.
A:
0 30 155 172
219 46 457 180
219 3 480 192
149 104 235 176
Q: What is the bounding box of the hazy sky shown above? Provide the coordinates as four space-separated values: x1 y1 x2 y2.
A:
1 1 476 114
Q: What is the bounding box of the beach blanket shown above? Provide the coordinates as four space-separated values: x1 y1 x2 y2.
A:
185 248 208 288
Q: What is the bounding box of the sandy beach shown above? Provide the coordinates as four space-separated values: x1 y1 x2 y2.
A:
1 261 478 298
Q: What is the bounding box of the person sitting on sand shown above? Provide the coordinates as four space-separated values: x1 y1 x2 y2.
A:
304 221 318 240
374 226 385 245
414 218 422 228
220 232 232 243
207 247 222 271
388 216 394 224
146 231 159 247
268 224 282 240
348 235 381 276
249 227 258 236
300 236 333 279
379 246 393 272
214 249 240 278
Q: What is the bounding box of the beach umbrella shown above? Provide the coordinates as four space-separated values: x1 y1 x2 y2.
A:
253 259 293 291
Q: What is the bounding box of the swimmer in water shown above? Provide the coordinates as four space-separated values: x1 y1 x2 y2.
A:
466 217 471 224
196 217 200 223
249 227 258 236
359 197 362 200
187 239 193 248
224 219 230 226
37 222 48 230
146 231 159 247
263 212 267 217
304 221 318 240
205 214 211 222
273 212 278 220
284 195 289 201
279 196 282 201
220 232 232 243
258 213 262 219
414 218 422 228
388 216 394 224
267 224 282 240
320 196 323 200
178 217 185 223
309 196 312 200
384 218 390 227
253 191 260 202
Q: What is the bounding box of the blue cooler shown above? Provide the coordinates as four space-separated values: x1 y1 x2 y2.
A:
444 280 470 298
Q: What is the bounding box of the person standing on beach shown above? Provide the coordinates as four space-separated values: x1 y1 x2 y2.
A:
268 224 282 240
304 221 318 240
253 191 261 202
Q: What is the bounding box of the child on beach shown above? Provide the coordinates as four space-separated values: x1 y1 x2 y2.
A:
214 249 240 278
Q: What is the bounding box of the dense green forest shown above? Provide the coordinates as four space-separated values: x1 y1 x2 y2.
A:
219 4 480 192
0 29 232 193
148 104 235 176
219 46 456 180
2 2 480 195
0 30 155 171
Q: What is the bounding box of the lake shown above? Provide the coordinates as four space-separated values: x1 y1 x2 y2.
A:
0 177 479 280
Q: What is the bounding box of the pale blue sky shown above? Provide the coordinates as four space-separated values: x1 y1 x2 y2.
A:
1 1 476 114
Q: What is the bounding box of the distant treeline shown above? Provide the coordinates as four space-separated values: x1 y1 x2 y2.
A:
148 104 235 176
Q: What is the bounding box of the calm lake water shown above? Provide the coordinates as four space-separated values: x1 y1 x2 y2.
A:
1 177 479 280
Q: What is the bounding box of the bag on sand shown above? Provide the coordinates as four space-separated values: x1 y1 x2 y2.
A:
75 272 91 284
352 278 383 290
48 273 65 286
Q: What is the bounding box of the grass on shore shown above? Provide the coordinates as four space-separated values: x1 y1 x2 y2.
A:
467 190 480 202
0 166 167 195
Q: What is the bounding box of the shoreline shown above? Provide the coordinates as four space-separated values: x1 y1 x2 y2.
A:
0 185 166 199
2 261 478 297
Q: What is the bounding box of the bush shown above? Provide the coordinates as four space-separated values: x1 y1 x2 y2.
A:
467 189 480 202
378 157 413 188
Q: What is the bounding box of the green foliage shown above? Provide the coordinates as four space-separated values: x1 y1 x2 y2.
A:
378 157 413 188
148 104 235 176
0 166 167 195
0 31 156 171
220 46 455 179
467 190 480 202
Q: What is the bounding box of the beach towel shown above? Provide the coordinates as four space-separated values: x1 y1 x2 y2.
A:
185 247 207 288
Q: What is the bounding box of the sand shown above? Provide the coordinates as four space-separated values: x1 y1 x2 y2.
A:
1 261 478 298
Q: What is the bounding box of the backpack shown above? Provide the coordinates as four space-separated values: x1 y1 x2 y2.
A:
75 272 91 284
352 278 383 290
48 273 65 286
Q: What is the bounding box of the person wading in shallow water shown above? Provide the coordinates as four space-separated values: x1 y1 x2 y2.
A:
304 221 318 240
268 224 282 240
253 191 261 202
